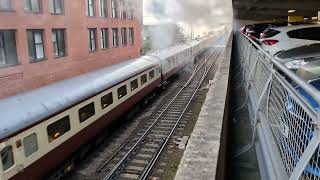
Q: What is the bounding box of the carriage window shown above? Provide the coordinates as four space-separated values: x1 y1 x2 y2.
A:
101 92 113 109
141 74 147 85
47 116 71 142
118 85 127 99
149 70 155 79
23 133 38 157
79 102 95 123
1 146 14 171
131 79 138 91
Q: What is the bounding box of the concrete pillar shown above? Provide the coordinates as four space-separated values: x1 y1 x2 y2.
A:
318 11 320 21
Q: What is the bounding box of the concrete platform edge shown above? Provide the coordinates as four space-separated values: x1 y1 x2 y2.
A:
174 34 232 180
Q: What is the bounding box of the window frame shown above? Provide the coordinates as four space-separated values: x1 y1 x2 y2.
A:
0 0 13 11
130 79 138 91
101 92 113 109
121 27 127 46
117 84 127 99
50 0 64 15
1 146 14 172
111 0 117 18
52 29 66 58
0 30 18 67
27 29 46 62
78 102 96 123
24 0 41 13
101 28 108 49
119 0 126 19
87 0 95 17
141 74 147 85
99 0 107 17
128 28 134 45
112 28 119 47
88 28 97 52
149 70 155 79
23 133 39 157
47 115 71 143
127 0 133 19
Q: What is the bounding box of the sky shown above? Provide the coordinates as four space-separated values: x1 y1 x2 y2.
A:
143 0 233 37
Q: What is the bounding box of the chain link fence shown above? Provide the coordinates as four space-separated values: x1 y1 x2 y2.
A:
235 32 320 180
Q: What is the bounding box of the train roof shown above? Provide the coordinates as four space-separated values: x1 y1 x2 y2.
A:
150 44 191 59
0 58 157 140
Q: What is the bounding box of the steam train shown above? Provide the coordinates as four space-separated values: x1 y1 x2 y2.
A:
0 37 213 180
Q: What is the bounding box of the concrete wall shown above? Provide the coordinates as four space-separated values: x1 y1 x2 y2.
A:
0 0 142 98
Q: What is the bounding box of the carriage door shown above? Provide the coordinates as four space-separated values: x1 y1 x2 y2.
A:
0 32 5 65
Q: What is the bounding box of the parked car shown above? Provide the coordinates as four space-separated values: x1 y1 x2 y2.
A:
296 60 320 81
260 24 320 56
274 43 320 72
241 23 273 40
283 78 320 177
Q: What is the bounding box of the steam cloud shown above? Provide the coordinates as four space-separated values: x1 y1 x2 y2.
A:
144 0 233 34
143 0 232 52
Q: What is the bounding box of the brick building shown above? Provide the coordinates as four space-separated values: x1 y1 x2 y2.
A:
0 0 142 99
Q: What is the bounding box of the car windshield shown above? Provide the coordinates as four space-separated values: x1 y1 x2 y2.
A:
261 27 281 38
287 27 320 41
275 43 320 59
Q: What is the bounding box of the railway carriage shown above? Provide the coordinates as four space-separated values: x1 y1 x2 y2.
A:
0 37 213 180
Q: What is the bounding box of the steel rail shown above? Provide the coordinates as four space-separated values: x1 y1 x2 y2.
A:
139 48 222 180
103 48 218 180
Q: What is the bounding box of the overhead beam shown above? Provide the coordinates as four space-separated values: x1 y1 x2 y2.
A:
233 1 320 11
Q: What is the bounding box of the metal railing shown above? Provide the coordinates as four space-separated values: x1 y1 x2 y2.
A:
235 32 320 180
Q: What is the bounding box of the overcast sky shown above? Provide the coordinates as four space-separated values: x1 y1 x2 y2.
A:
143 0 233 36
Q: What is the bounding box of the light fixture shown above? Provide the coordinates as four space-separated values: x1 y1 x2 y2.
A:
304 18 309 20
288 10 296 13
312 16 318 20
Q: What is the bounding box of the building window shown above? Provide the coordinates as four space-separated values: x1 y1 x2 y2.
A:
119 0 126 19
88 28 97 51
49 0 63 15
52 29 66 57
101 28 108 49
24 0 41 13
130 79 138 91
0 30 18 67
141 74 147 85
149 70 155 79
112 28 119 47
101 92 113 109
99 0 107 17
47 116 71 142
0 0 12 10
127 0 133 19
111 0 117 18
121 28 127 46
86 0 95 16
117 85 127 99
1 146 14 171
27 29 45 62
129 28 134 44
79 102 95 123
23 133 38 157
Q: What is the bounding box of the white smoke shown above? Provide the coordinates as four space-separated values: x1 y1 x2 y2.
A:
144 0 233 36
143 0 232 52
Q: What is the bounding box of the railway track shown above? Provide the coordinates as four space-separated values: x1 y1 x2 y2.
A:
97 47 221 180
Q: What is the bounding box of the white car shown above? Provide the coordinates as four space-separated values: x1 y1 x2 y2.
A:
260 24 320 56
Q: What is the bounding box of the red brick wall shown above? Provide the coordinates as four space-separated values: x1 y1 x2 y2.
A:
0 0 142 99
